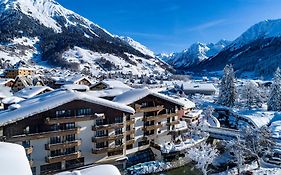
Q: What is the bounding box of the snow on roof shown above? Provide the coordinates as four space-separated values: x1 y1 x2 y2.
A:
93 80 132 89
86 88 130 98
56 164 121 175
62 84 90 91
236 110 275 128
15 86 54 99
113 88 195 109
0 78 14 85
2 96 24 104
0 85 12 99
66 75 92 84
270 121 281 138
181 82 216 92
0 142 32 175
0 89 135 127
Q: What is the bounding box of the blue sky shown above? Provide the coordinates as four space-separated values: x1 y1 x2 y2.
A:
57 0 281 53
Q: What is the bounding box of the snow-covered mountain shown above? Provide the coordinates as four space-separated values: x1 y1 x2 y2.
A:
196 19 281 78
119 36 155 57
0 0 167 75
159 40 231 69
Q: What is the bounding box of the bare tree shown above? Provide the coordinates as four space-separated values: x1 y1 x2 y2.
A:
187 143 218 175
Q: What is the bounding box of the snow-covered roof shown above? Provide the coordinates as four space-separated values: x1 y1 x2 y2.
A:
181 82 216 92
2 96 24 104
0 86 12 99
0 89 135 127
113 88 195 109
86 88 130 98
62 84 90 92
92 80 132 89
66 75 92 85
56 164 121 175
0 142 32 175
0 78 14 85
15 86 54 99
236 110 275 128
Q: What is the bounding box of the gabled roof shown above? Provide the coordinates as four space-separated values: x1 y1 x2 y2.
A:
0 78 14 85
66 75 93 85
15 86 54 99
0 89 135 127
91 80 131 89
113 88 195 109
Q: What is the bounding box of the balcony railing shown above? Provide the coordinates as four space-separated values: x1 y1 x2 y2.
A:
166 120 180 126
143 113 177 122
45 114 100 125
126 138 135 145
92 123 123 131
7 127 81 142
92 144 124 154
46 151 81 164
125 129 135 135
92 134 123 142
45 140 81 150
143 124 163 131
136 105 164 113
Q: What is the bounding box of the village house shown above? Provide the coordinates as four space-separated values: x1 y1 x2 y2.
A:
3 61 35 79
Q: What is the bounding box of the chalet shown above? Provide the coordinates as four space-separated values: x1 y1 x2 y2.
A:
12 76 45 92
113 88 195 155
48 76 93 89
0 89 134 175
15 86 54 99
3 61 35 79
0 78 15 87
90 80 131 91
179 82 217 95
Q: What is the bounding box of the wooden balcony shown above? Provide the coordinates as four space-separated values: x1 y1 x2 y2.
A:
46 151 81 164
92 134 123 142
92 144 124 154
143 124 163 131
45 140 81 150
25 146 33 155
126 139 135 145
45 114 100 125
125 129 135 135
144 113 177 122
166 120 180 126
136 105 164 113
92 123 123 131
7 128 81 142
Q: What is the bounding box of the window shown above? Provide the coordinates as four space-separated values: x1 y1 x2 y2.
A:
65 147 75 154
96 130 107 137
65 123 75 130
115 116 123 123
115 139 122 146
77 108 92 116
96 119 104 126
96 142 107 148
50 136 61 144
55 110 71 117
126 125 130 131
50 150 61 157
31 167 36 175
22 140 30 148
115 128 122 135
65 158 84 169
40 162 61 174
126 135 131 141
65 134 75 142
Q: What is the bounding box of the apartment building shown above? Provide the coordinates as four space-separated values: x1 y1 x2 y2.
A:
3 61 35 79
0 89 135 175
113 88 195 155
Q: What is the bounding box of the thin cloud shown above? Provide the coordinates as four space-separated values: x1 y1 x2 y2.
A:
187 19 226 32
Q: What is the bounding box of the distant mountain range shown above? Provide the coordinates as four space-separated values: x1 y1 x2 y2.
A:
157 40 231 69
0 0 168 76
160 19 281 78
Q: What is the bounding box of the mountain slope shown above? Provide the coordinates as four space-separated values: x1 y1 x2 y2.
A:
196 19 281 78
159 40 231 69
0 0 166 75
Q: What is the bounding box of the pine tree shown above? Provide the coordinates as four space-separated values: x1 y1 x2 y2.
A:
242 80 262 109
268 67 281 111
218 64 237 107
